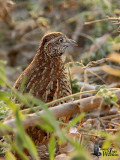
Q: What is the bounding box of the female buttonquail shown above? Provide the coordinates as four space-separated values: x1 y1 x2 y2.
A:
13 32 77 145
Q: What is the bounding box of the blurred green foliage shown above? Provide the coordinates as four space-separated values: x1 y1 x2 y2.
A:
71 78 80 93
0 61 87 160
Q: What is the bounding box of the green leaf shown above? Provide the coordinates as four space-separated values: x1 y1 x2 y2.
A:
95 85 107 92
25 135 39 160
19 76 28 93
108 37 113 42
111 95 118 103
15 109 26 141
0 91 17 111
37 122 54 132
10 142 29 160
95 85 101 91
104 97 111 104
101 85 107 89
114 36 120 43
0 60 7 86
49 135 56 160
15 109 39 160
103 89 108 93
0 91 9 99
97 91 102 96
6 151 16 160
0 122 13 132
66 113 85 129
27 3 35 10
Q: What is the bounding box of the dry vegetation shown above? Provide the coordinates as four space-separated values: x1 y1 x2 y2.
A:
0 0 120 160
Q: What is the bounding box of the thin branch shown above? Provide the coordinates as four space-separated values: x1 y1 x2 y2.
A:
83 58 112 69
84 16 120 25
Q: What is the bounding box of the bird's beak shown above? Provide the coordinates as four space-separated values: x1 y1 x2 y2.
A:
64 39 78 47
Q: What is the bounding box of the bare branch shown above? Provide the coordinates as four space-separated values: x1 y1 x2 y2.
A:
85 16 120 25
2 90 120 136
83 58 112 69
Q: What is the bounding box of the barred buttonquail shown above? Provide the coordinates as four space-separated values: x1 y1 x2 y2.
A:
13 32 77 145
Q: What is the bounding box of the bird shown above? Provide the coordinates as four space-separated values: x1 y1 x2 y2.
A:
12 32 77 158
13 32 76 106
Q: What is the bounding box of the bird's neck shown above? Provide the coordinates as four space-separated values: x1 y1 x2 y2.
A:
33 51 65 72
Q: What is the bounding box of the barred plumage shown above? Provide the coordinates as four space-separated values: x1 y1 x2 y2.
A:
13 32 77 146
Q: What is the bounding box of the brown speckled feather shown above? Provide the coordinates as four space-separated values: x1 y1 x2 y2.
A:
12 32 77 146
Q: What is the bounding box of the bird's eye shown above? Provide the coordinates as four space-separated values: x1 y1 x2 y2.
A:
44 38 48 43
59 39 63 43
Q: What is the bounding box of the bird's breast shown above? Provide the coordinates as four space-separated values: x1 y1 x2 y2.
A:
26 63 71 104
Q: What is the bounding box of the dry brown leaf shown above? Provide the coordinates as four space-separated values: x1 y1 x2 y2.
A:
113 43 120 51
108 53 120 63
102 65 120 77
0 0 15 25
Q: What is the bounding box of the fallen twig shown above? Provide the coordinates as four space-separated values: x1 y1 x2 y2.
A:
1 90 120 136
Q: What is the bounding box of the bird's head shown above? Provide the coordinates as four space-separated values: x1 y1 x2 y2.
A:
40 32 77 57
